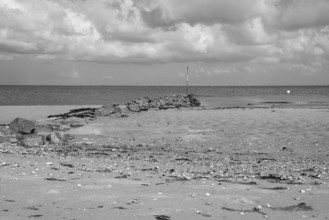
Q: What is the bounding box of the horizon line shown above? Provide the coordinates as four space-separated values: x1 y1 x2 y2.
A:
0 84 328 87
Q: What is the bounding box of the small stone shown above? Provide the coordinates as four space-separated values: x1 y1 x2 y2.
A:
55 132 65 141
46 134 62 144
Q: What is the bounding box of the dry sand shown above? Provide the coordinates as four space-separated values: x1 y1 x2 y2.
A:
1 106 329 219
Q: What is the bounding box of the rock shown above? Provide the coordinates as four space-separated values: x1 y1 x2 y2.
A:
114 105 129 115
55 132 65 141
95 105 115 117
132 97 150 106
48 107 98 119
150 99 161 108
0 126 17 143
70 123 84 128
187 94 201 107
9 118 36 134
127 103 141 112
0 126 12 136
20 134 44 147
46 133 62 144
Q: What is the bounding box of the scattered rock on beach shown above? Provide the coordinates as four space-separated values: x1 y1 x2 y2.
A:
46 133 62 144
20 134 45 147
0 126 12 136
114 104 129 115
9 118 36 134
55 132 65 141
0 126 17 143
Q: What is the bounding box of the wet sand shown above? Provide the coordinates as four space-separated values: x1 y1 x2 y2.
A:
1 106 329 219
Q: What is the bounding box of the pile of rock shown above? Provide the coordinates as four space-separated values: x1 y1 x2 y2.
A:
0 117 68 147
48 94 201 119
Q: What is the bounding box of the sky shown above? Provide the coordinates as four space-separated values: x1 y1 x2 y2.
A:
0 0 329 86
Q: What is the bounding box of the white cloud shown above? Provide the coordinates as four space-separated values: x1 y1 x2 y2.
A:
0 0 328 73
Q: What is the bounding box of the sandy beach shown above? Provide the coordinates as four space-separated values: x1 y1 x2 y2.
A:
1 105 329 219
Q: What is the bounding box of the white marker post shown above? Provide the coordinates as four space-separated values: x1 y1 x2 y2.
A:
186 66 189 94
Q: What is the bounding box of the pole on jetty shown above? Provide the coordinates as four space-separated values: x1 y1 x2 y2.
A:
186 66 189 94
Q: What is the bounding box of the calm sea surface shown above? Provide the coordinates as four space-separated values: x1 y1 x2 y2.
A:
0 85 328 107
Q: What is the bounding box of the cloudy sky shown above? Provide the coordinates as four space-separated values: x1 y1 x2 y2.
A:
0 0 329 85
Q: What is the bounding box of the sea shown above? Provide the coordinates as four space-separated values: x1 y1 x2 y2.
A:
0 85 328 108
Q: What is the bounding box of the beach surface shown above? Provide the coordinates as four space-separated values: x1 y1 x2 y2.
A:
1 106 329 219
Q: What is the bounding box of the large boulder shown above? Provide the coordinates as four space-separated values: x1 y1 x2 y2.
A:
20 134 44 148
9 118 36 134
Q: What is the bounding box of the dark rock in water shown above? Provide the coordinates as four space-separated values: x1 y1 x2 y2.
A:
46 133 62 144
20 134 44 147
127 103 141 112
94 105 115 117
9 118 36 134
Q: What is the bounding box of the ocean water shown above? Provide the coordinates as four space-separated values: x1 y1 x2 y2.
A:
0 85 328 107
